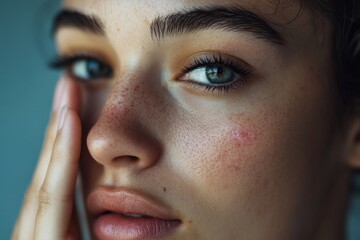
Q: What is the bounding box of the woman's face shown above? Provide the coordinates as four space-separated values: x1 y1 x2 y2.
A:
55 0 352 239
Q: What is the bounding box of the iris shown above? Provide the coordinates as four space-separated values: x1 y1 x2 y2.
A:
206 65 235 84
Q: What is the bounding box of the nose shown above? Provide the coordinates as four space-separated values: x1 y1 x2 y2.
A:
86 79 163 171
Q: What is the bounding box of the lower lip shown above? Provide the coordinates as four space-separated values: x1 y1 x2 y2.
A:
93 213 181 240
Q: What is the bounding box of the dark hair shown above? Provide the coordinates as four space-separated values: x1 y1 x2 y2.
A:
311 0 360 113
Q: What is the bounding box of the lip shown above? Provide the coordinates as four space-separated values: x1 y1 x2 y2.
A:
87 187 181 240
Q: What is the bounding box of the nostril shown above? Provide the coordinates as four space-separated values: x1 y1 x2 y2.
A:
113 155 139 162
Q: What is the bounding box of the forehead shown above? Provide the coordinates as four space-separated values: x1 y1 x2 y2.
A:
62 0 308 24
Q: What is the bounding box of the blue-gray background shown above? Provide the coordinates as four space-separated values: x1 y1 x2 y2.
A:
0 1 359 239
0 0 60 238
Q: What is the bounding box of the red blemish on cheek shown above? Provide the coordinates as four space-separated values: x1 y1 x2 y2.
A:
231 128 256 147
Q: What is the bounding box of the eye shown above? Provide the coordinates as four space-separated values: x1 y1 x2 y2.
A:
49 55 113 81
181 64 237 85
178 54 252 93
71 58 112 80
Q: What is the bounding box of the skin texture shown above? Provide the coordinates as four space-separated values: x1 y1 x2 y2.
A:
11 0 360 240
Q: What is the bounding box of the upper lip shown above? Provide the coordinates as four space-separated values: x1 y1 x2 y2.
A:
87 186 180 221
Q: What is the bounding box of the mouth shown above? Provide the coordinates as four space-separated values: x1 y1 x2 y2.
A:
87 187 182 240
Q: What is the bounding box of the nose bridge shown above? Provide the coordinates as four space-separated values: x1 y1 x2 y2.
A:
100 70 162 125
103 78 139 122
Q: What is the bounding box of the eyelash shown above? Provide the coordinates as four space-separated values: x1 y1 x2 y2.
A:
50 54 94 69
179 54 252 93
49 53 252 93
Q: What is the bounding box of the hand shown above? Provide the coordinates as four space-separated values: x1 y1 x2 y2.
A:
12 79 83 240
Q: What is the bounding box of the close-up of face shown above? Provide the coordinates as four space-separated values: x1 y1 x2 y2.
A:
49 0 360 239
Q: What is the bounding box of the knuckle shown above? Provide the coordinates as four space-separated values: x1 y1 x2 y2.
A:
38 185 74 207
37 187 52 214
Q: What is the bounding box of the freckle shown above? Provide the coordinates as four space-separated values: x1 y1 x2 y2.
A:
233 166 240 171
231 128 256 146
163 187 167 192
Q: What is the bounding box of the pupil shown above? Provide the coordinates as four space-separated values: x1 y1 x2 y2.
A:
206 65 234 84
87 60 101 77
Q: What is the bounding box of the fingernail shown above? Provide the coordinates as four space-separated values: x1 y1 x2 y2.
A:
58 106 68 131
52 79 66 112
59 80 70 111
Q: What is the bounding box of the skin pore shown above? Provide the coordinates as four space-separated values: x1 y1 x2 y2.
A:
48 0 360 239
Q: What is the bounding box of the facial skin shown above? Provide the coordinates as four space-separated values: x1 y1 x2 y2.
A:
53 0 359 239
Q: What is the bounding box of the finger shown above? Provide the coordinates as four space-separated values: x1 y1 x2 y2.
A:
30 80 66 196
11 219 19 240
13 188 41 240
35 79 81 189
67 177 85 240
34 107 82 239
15 79 81 239
14 79 66 240
53 77 67 112
67 201 82 240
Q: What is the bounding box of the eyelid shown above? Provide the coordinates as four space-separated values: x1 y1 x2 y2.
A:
177 52 253 77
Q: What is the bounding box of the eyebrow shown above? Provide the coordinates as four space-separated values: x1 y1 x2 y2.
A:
52 10 105 35
52 6 286 46
150 6 285 45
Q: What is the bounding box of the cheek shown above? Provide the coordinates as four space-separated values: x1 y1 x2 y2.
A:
231 127 257 147
184 117 268 195
210 126 264 190
175 116 276 220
